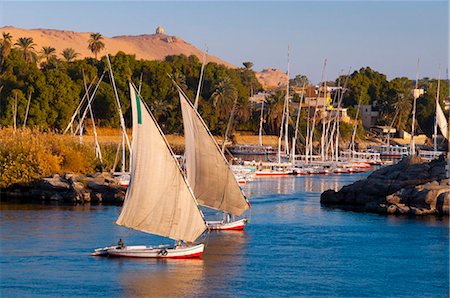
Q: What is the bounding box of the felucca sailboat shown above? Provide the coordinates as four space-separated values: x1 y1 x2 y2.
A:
92 83 207 258
176 86 251 230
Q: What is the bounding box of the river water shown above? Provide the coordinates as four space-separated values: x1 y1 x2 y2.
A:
1 173 448 297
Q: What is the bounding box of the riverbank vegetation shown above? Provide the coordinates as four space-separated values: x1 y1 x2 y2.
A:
0 129 98 188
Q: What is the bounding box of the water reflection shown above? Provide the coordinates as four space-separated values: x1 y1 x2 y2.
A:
244 173 369 198
120 259 205 297
119 232 247 297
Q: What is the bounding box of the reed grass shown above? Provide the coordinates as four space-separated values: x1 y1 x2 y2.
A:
0 128 97 188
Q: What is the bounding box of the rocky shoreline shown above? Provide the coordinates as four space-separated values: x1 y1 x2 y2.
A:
0 173 126 204
321 156 449 216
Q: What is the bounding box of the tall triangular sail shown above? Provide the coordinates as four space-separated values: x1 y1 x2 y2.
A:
179 90 250 217
436 100 448 140
116 83 207 243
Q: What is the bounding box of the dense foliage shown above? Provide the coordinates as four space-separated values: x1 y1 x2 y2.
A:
1 33 448 140
0 46 262 135
338 67 449 135
0 128 97 188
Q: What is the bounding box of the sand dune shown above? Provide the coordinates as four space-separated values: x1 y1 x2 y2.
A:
1 26 233 67
256 68 288 90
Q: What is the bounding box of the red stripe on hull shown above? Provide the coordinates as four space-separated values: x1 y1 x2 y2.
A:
256 173 290 177
166 251 203 259
210 224 246 231
108 251 203 259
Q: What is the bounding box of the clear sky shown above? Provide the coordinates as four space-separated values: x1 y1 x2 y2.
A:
0 1 448 83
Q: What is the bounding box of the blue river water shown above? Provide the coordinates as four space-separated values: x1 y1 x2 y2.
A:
0 173 448 297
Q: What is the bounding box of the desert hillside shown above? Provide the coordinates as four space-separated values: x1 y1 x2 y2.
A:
255 68 288 90
1 26 234 67
2 26 289 89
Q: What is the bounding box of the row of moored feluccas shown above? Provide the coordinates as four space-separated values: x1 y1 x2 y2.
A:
92 80 250 259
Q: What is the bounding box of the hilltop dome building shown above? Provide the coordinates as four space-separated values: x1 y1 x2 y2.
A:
155 26 165 34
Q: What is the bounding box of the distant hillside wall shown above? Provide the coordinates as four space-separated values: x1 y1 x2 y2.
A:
255 68 288 90
1 26 234 67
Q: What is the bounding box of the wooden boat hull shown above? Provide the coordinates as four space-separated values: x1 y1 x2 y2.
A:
206 218 247 231
91 243 204 258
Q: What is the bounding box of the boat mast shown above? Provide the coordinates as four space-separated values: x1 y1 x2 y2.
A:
387 109 399 145
291 85 305 163
221 95 238 154
106 55 132 154
258 99 265 146
82 69 103 163
334 69 351 162
309 59 327 163
410 58 419 156
305 97 311 164
194 47 208 110
64 80 95 134
13 92 17 132
350 98 362 155
320 75 328 161
23 91 32 127
284 45 290 156
74 74 105 135
434 68 441 152
324 73 341 160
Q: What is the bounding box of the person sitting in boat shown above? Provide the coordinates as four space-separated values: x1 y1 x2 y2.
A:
117 238 124 249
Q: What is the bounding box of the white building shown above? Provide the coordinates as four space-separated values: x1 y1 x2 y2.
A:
360 105 379 128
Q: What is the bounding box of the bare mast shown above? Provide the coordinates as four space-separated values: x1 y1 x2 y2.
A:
284 45 290 156
434 68 441 152
194 47 208 110
259 99 265 146
410 58 419 156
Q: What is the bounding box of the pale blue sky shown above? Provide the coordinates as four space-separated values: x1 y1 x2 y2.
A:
0 1 448 83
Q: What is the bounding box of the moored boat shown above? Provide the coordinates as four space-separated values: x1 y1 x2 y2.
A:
177 85 251 231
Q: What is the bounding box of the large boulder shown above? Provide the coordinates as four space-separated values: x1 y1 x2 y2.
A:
1 172 126 205
321 156 449 216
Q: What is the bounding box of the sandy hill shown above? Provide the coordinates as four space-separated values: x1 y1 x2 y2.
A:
1 26 234 67
256 68 288 90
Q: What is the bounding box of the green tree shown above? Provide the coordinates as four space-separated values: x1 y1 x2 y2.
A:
0 32 13 67
242 61 253 69
88 33 105 59
340 67 389 107
15 37 37 63
211 77 237 116
290 74 309 87
383 77 413 131
61 48 79 62
150 99 173 123
40 46 56 64
266 89 285 133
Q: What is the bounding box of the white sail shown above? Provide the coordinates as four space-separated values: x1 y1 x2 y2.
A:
116 83 207 243
436 101 448 140
179 90 250 217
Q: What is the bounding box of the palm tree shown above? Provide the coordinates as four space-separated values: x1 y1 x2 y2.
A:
88 33 105 59
151 99 172 122
61 48 79 62
211 77 237 116
235 99 252 123
266 89 286 133
1 32 13 66
15 37 37 63
40 46 56 64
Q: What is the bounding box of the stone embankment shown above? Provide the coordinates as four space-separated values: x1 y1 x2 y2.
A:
1 173 126 204
321 156 449 216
